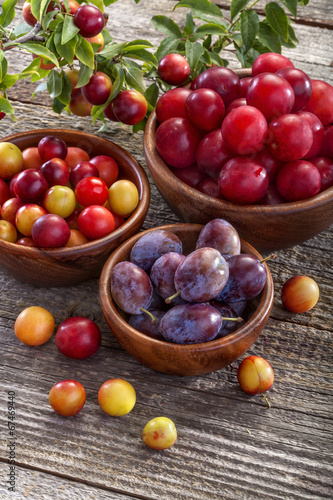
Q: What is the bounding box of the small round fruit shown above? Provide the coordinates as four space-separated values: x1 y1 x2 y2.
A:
112 90 148 126
55 316 101 359
142 417 177 450
38 136 68 162
78 205 115 240
158 53 190 86
73 4 104 37
49 380 86 417
237 356 274 395
108 180 139 216
98 379 136 416
14 306 55 346
31 213 71 248
75 176 109 207
0 220 17 242
252 52 294 76
43 185 76 218
281 275 319 313
0 142 24 180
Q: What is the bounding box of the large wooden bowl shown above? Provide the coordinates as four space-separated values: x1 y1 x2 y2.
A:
99 223 274 376
0 129 150 287
143 69 333 252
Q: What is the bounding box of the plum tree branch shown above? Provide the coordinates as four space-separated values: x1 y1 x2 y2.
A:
3 23 44 51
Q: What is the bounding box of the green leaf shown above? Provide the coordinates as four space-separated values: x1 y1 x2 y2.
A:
47 70 62 98
123 62 146 92
52 97 66 114
203 34 212 49
109 64 124 100
32 81 47 98
230 0 252 21
1 74 19 88
31 66 49 82
76 62 93 88
265 2 289 42
240 10 259 51
280 0 297 17
143 82 159 108
174 0 222 18
122 49 157 67
0 96 15 115
55 24 77 64
151 15 183 38
75 36 95 69
190 13 228 27
125 39 154 48
30 0 42 22
209 52 225 67
12 22 31 37
155 37 180 61
0 57 7 84
195 23 227 36
298 0 309 6
0 0 18 28
61 15 80 44
288 23 298 42
258 21 281 53
19 43 60 67
98 42 126 58
88 0 104 12
42 9 59 30
132 117 147 133
56 71 72 105
185 40 203 72
184 12 195 36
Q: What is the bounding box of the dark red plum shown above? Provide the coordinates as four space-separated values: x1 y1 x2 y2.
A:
304 79 333 126
276 160 321 201
157 53 190 86
197 177 223 199
194 67 240 107
185 88 225 132
69 161 99 187
196 129 232 179
156 87 192 123
252 53 294 76
55 316 101 359
31 213 70 248
14 169 48 203
170 163 207 188
40 158 70 186
276 67 312 112
311 156 333 191
296 111 324 160
38 136 68 162
267 114 313 161
73 4 104 37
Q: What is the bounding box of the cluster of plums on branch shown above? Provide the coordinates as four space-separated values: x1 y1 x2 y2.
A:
155 52 333 205
110 218 271 344
0 135 139 247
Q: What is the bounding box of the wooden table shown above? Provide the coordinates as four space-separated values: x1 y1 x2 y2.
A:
1 1 332 498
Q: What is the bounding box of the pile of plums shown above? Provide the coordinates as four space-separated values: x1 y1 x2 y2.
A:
0 135 139 248
155 52 333 205
110 218 270 344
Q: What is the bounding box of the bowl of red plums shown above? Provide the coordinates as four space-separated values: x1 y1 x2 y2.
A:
99 219 274 376
0 129 150 286
144 52 333 252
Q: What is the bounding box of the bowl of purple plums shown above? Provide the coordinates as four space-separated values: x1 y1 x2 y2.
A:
99 218 274 376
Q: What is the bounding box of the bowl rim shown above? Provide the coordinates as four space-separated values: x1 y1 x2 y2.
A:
144 110 333 215
99 222 274 351
0 128 150 255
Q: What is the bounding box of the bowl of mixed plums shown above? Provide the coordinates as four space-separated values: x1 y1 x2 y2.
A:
0 129 150 286
144 52 333 252
99 219 274 376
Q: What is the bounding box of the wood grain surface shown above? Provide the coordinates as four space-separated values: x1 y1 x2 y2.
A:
0 1 332 499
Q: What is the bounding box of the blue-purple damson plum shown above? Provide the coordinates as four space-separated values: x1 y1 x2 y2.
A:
210 300 244 338
111 261 153 315
159 303 222 344
196 218 241 259
129 309 166 340
130 230 183 273
216 254 267 302
173 247 229 302
150 252 185 304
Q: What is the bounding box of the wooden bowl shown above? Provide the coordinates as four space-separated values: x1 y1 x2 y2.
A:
99 223 274 376
0 129 150 287
143 69 333 252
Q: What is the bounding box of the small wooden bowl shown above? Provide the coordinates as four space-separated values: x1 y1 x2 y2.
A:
99 223 274 376
0 129 150 287
143 69 333 252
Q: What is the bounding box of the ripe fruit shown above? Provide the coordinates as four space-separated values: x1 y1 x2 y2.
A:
98 379 136 416
14 306 55 346
82 72 112 106
111 261 153 314
73 4 104 37
194 66 240 107
185 88 225 132
15 204 47 236
49 380 86 417
156 87 192 123
69 92 93 117
237 356 274 395
108 179 139 216
251 52 294 76
158 53 190 86
43 185 76 219
31 213 71 248
142 417 177 450
0 220 17 242
14 168 48 203
0 142 24 180
267 114 313 162
111 90 148 126
281 275 319 313
276 67 312 112
75 176 109 207
276 160 321 201
78 205 115 240
304 79 333 126
38 136 68 162
55 316 101 359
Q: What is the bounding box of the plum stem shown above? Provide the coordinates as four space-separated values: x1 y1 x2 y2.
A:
261 392 271 409
260 254 276 264
221 316 243 322
140 308 156 324
165 291 181 304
